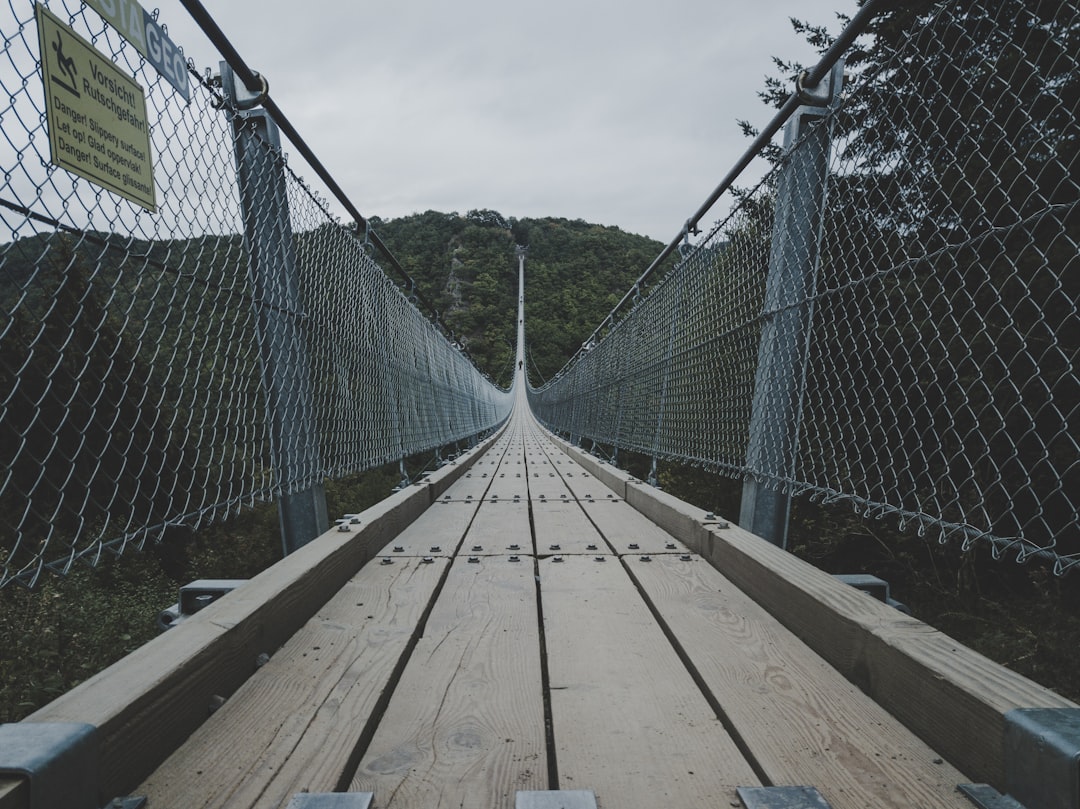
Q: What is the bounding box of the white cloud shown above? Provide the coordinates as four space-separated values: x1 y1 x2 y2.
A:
159 0 853 241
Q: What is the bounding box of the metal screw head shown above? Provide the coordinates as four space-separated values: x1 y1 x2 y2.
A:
508 555 521 563
393 546 404 553
680 554 692 562
586 544 597 551
468 557 480 564
508 544 521 551
552 556 564 563
665 542 676 550
472 545 483 552
430 546 442 553
706 512 716 520
422 557 434 564
337 524 351 532
594 556 606 562
628 543 640 550
549 544 561 551
640 556 652 562
381 558 394 565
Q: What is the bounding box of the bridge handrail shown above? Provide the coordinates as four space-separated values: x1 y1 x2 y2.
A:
0 0 512 588
528 0 1080 575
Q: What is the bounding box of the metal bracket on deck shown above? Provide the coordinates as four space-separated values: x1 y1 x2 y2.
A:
737 785 833 808
1007 708 1080 809
158 579 247 630
832 574 911 614
516 790 598 809
961 708 1080 809
285 794 374 809
0 722 98 809
958 784 1026 809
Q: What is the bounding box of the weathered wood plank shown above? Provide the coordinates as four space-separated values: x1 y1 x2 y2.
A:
540 555 760 807
13 432 503 805
530 501 605 555
627 554 970 808
377 500 478 556
439 469 495 501
601 473 1079 789
693 522 1079 788
582 498 688 555
485 463 530 500
349 556 547 807
464 500 533 555
139 558 448 809
542 436 634 499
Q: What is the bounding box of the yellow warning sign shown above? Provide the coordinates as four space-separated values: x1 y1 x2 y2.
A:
37 3 156 211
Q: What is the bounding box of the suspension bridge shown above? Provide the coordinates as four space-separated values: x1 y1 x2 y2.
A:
2 0 1078 807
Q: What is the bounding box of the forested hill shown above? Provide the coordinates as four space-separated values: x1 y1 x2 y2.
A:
369 210 666 387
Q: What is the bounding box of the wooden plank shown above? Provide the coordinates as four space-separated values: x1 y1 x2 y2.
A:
349 556 547 806
531 501 606 555
485 465 530 500
540 556 759 807
23 482 441 801
463 500 533 555
543 434 634 500
527 448 575 501
582 499 688 555
138 558 447 809
612 474 1078 789
440 469 494 501
377 500 478 556
695 522 1079 788
557 468 607 501
627 554 970 808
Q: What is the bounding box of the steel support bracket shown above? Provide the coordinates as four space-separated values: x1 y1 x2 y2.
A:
957 784 1026 809
0 722 99 809
795 63 841 107
285 793 374 809
220 64 269 109
1005 707 1080 809
737 785 834 808
516 790 598 809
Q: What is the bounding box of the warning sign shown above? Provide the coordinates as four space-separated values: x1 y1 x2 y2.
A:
37 3 156 211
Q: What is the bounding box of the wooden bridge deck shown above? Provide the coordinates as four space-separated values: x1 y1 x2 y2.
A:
137 408 968 809
4 405 1074 809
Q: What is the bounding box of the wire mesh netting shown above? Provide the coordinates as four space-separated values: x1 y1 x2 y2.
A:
0 0 511 588
529 0 1079 574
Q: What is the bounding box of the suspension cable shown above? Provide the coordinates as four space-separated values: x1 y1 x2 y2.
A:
569 0 888 368
177 0 458 348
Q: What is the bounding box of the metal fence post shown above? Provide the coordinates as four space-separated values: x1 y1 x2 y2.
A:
223 64 329 554
739 63 842 548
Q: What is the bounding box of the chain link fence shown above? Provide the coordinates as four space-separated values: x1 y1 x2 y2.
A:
529 0 1079 574
1 0 511 588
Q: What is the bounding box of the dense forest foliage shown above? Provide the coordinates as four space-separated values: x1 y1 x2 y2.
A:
370 210 665 386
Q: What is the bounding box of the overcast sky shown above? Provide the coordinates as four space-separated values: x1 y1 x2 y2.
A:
156 0 854 242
